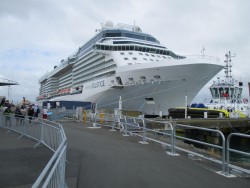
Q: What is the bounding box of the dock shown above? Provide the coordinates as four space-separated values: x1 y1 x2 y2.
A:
0 121 250 188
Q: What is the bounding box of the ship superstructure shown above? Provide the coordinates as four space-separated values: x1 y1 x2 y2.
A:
37 22 223 115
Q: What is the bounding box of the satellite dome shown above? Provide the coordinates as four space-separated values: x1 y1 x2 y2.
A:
104 21 113 28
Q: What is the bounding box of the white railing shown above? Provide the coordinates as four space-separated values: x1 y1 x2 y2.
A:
93 112 250 177
0 113 67 188
185 55 220 62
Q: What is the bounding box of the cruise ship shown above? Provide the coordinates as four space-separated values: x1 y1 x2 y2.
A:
37 22 223 115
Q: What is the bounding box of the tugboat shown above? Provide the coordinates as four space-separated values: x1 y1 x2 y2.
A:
168 51 250 118
205 51 249 118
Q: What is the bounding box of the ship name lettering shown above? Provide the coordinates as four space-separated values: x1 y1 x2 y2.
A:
92 80 105 88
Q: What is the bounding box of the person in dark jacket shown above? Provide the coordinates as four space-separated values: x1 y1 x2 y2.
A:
3 105 12 127
14 105 24 126
27 105 34 124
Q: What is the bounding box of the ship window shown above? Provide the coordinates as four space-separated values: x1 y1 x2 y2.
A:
162 56 166 59
120 52 125 55
139 52 143 55
104 32 122 37
230 88 234 98
133 57 137 60
124 58 129 60
219 87 224 97
129 52 133 55
151 54 155 57
95 45 100 50
143 58 147 60
130 46 135 51
210 88 217 98
126 46 129 50
149 59 154 61
157 55 161 58
224 88 229 97
145 53 149 56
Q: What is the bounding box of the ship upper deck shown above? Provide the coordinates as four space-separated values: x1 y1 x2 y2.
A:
39 22 175 82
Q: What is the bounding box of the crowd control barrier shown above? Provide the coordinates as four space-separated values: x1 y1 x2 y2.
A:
0 113 67 188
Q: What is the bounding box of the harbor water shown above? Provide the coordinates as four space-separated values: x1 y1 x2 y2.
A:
230 137 250 164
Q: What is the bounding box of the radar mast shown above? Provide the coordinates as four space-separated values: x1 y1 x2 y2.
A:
224 51 236 83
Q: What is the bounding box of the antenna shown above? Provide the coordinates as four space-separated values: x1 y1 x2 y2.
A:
224 51 236 83
201 45 205 57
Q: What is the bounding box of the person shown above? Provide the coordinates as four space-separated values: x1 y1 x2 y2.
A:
223 92 229 98
14 105 24 126
3 105 12 127
27 105 34 124
33 104 40 116
42 108 48 120
33 104 40 122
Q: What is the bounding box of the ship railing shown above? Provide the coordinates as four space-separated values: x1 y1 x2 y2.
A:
92 112 250 177
185 55 220 62
0 113 67 188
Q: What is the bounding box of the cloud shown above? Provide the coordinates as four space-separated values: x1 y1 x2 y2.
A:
0 0 250 104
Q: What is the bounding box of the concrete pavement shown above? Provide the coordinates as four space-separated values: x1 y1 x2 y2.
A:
1 121 250 188
0 127 53 188
63 121 250 188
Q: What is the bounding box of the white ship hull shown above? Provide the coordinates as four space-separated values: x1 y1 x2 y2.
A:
50 57 223 115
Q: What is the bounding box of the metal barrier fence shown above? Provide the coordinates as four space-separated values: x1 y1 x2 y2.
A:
0 113 67 188
174 123 227 175
93 112 250 177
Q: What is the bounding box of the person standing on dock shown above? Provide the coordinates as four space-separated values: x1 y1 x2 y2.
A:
3 105 12 127
14 105 24 126
42 108 48 120
27 105 34 124
33 104 40 122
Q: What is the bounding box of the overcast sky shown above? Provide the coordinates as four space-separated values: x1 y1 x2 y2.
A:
0 0 250 104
